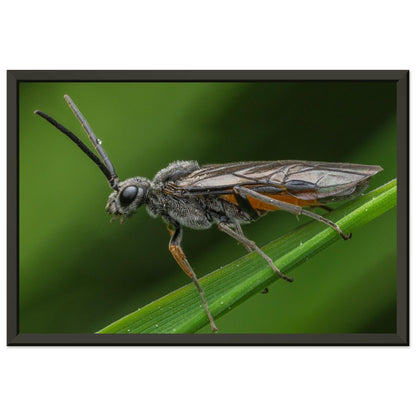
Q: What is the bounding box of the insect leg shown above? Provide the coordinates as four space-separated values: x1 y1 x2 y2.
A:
234 186 352 240
235 222 253 252
234 223 268 291
218 222 294 282
166 222 218 333
234 192 260 220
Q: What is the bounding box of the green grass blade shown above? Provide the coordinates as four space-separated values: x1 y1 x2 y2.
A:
98 179 397 334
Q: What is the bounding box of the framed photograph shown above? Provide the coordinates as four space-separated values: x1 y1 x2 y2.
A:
8 70 408 345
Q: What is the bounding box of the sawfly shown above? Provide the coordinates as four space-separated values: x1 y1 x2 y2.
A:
35 95 382 332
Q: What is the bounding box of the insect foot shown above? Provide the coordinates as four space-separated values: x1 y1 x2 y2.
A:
341 232 352 240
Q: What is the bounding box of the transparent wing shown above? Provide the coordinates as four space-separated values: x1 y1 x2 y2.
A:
173 160 382 201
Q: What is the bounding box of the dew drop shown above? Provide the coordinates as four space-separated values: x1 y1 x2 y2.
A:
97 138 102 145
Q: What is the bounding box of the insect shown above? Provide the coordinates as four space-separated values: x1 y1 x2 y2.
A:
35 95 382 333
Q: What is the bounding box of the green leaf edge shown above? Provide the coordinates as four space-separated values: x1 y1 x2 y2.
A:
98 179 397 334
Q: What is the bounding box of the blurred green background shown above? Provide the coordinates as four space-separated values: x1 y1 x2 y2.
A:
19 81 397 334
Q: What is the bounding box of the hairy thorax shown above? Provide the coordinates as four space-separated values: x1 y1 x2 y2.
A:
146 160 252 229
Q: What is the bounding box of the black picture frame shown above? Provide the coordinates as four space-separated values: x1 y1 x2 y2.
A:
8 70 409 346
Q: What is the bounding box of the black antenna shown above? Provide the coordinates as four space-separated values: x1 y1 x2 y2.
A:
63 95 118 181
34 95 119 190
34 109 119 190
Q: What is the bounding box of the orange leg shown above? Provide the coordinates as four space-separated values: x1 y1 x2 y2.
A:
167 223 218 333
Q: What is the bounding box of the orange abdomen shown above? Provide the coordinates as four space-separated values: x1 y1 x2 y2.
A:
220 193 320 212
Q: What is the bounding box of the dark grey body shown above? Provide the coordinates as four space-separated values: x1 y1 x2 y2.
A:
106 159 382 228
146 161 251 229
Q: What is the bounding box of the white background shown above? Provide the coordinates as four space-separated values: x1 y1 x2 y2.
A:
1 1 414 415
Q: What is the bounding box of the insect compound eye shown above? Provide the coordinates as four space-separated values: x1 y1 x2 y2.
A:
119 185 139 206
